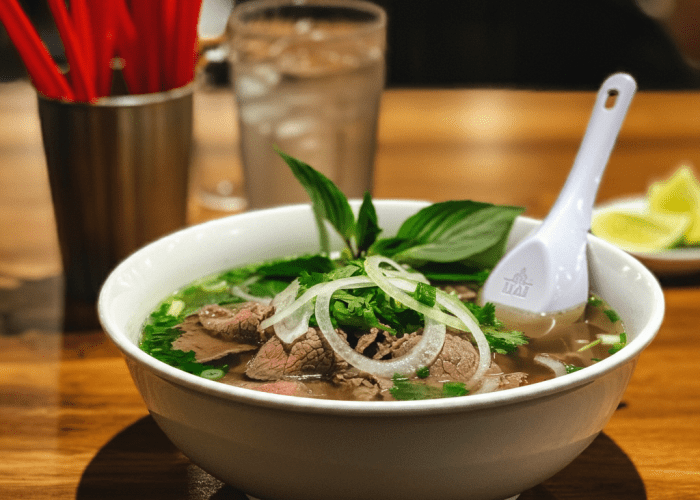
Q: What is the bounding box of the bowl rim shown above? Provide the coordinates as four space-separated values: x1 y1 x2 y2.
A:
98 200 665 417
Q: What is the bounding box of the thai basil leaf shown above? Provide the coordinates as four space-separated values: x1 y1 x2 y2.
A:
416 262 490 284
380 201 524 268
356 191 382 255
255 255 335 278
276 148 355 252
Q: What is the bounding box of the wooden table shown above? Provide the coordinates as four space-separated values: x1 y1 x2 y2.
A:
1 80 699 499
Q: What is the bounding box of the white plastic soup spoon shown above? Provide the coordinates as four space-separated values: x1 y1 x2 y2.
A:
481 73 637 337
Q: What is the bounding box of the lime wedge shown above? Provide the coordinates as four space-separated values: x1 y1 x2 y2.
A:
591 209 691 252
647 165 700 243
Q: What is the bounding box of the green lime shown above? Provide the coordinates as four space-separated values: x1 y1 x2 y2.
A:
647 165 700 243
591 209 691 253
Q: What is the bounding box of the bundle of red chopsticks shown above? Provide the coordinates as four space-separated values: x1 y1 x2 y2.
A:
0 0 203 102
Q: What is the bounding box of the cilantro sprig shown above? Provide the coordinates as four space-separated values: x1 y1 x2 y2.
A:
464 301 528 354
389 374 468 401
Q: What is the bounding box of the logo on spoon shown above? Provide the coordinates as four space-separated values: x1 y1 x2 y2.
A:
501 268 533 299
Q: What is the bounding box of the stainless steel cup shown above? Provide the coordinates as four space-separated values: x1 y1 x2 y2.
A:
38 85 194 330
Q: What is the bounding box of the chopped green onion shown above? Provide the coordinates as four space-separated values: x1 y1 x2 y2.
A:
588 296 604 307
604 309 621 323
597 334 623 345
166 299 185 317
201 280 229 292
200 368 226 380
578 338 602 352
607 332 627 355
416 366 430 378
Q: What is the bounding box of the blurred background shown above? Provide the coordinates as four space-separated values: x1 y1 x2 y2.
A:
2 0 699 90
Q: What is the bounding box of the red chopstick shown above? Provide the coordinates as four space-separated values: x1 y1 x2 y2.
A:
71 0 95 88
141 0 163 93
173 0 203 89
3 0 204 98
47 0 96 101
114 0 140 94
161 0 178 90
86 0 117 97
0 0 74 100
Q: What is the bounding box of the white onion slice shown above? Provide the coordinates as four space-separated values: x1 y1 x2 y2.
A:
534 354 567 378
370 256 430 283
365 256 464 330
263 277 375 344
471 376 500 395
273 300 314 344
268 280 309 344
314 279 446 378
260 279 347 331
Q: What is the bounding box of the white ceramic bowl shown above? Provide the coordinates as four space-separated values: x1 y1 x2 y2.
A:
98 200 664 500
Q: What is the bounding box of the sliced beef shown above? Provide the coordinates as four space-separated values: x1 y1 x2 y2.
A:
354 328 380 355
387 331 526 393
172 314 258 363
197 302 274 344
496 372 527 390
354 327 400 360
238 380 313 398
246 327 348 381
332 368 393 401
426 334 479 383
388 332 479 384
473 371 528 394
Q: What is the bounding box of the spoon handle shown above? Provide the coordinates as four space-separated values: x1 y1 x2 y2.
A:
541 73 637 234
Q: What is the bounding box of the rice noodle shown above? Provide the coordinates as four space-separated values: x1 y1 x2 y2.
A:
534 354 567 378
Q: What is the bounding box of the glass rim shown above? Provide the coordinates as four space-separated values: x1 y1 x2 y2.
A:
229 0 387 42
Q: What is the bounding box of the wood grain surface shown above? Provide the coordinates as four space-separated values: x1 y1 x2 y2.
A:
1 80 699 499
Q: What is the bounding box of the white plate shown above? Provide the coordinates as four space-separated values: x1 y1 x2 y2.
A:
593 196 700 277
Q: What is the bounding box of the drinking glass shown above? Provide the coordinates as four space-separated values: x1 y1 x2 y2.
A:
228 0 387 208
